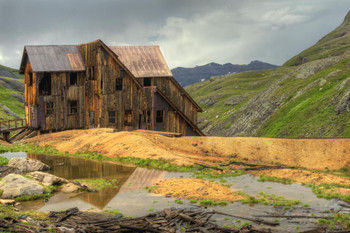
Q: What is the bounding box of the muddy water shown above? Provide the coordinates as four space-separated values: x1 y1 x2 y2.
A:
1 152 345 232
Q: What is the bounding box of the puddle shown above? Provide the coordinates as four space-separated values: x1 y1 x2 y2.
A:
0 152 347 232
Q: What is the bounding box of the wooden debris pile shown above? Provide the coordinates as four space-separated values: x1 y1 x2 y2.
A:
48 207 269 233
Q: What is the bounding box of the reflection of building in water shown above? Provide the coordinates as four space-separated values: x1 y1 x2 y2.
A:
27 153 136 180
119 167 166 192
27 153 137 209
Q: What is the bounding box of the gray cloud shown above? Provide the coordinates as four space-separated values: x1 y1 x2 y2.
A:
0 0 349 69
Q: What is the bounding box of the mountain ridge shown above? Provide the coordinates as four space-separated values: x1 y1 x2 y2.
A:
172 60 279 86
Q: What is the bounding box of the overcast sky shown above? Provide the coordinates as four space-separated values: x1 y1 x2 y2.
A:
0 0 349 69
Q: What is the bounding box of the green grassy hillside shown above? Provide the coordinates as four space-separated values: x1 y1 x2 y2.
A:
186 11 350 138
0 64 24 121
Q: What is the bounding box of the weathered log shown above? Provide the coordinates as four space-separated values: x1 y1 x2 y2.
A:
56 207 79 223
212 210 279 226
195 163 225 171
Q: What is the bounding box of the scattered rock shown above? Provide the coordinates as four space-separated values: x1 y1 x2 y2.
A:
30 171 67 186
224 95 246 106
213 85 223 91
60 183 81 193
0 199 15 205
10 93 24 103
8 158 50 173
0 174 44 199
0 165 20 177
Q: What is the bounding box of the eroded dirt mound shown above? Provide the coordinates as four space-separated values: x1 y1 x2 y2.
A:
153 178 243 201
250 169 350 186
24 128 350 170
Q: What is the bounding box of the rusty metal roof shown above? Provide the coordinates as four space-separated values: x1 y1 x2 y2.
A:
109 46 172 78
23 45 85 72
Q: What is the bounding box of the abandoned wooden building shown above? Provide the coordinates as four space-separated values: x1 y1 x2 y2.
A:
19 39 204 136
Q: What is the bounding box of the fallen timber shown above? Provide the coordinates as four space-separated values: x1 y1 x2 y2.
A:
0 207 274 233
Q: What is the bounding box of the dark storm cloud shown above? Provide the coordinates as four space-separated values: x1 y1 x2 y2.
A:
0 0 349 69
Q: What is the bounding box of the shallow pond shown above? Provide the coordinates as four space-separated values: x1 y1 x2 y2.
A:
1 152 347 232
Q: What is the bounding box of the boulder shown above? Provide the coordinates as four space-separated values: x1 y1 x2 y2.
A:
8 158 50 173
0 174 44 199
60 183 81 193
0 165 20 177
30 171 67 186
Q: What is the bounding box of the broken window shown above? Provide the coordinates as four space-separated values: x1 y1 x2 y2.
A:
69 100 78 114
29 72 33 86
70 73 78 86
39 73 51 95
46 102 53 115
156 110 164 123
116 78 123 91
124 110 132 124
89 111 95 125
108 111 116 124
88 67 95 80
144 78 151 87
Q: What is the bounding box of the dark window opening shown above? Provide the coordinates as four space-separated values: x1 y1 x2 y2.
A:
89 111 95 125
143 110 151 123
29 72 33 86
124 110 132 124
116 78 123 91
69 101 78 114
88 67 95 80
39 73 51 95
46 102 53 115
70 73 78 86
101 77 103 90
156 110 164 123
108 111 116 124
144 78 151 87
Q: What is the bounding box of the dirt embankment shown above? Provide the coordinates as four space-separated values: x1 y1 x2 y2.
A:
25 128 350 170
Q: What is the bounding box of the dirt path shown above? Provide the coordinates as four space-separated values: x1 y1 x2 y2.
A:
24 129 350 171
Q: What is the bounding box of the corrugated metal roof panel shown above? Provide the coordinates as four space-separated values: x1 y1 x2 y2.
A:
109 45 172 78
25 45 85 72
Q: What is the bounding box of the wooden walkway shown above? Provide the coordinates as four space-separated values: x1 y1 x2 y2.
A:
0 119 26 133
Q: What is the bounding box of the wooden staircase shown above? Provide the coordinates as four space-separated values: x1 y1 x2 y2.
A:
9 128 38 143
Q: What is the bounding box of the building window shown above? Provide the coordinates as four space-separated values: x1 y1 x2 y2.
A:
39 73 51 95
46 102 53 115
29 72 33 86
108 111 116 124
144 78 151 87
88 67 95 80
143 110 150 123
69 101 78 114
89 111 95 126
70 73 78 85
156 110 164 123
119 69 125 78
116 78 123 91
124 110 132 124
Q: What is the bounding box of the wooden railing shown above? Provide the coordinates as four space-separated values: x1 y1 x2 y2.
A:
0 119 26 133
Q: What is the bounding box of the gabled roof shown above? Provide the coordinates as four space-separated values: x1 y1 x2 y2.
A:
109 46 172 78
19 45 85 73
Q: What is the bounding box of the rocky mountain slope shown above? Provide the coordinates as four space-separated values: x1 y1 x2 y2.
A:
172 60 279 86
0 65 24 120
186 11 350 138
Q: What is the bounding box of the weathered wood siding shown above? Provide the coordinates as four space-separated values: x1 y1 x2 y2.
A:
79 41 142 130
150 77 197 124
24 63 36 128
141 87 199 136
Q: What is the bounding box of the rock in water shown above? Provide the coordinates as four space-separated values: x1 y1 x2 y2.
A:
8 158 50 172
30 171 67 186
0 174 44 198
